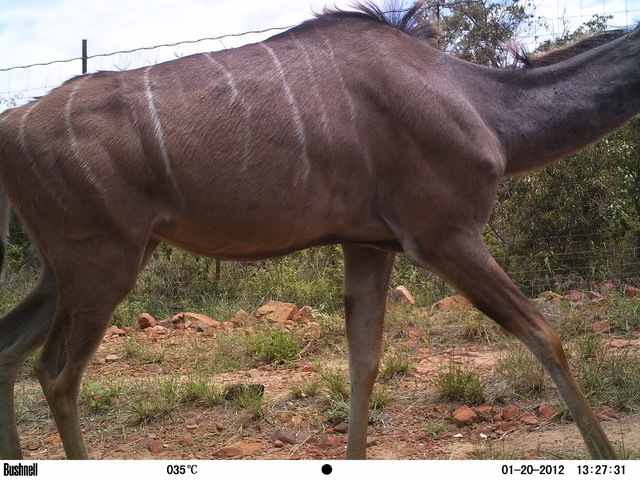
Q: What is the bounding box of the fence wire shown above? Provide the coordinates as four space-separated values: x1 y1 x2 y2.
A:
1 4 640 303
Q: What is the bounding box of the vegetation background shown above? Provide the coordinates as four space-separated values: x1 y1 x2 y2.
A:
1 0 639 321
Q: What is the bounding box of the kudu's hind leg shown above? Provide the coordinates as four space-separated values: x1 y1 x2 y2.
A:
34 240 158 459
341 245 395 459
406 232 617 459
0 266 57 459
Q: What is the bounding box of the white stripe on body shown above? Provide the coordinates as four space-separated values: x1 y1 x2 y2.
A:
260 42 311 180
143 66 183 201
204 53 253 170
288 32 331 140
65 76 107 196
314 30 374 175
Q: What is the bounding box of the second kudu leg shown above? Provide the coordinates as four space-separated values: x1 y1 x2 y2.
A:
341 245 395 459
407 232 617 459
33 240 158 459
0 266 57 459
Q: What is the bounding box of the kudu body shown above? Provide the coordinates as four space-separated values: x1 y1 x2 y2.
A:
1 3 638 459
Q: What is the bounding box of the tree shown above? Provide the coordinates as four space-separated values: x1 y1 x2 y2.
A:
487 16 640 292
415 2 640 291
424 0 540 67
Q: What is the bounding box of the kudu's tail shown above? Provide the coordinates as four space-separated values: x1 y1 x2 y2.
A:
0 184 9 274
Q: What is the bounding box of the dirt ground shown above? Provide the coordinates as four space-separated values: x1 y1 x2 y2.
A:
11 295 640 461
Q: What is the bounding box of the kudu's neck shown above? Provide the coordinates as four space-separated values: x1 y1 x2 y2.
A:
464 30 640 176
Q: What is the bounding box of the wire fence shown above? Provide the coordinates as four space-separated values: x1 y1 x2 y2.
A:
0 25 291 111
1 2 640 303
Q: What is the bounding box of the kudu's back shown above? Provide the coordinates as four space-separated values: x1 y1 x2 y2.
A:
0 16 424 261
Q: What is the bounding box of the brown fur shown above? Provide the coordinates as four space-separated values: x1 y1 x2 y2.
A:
1 1 638 460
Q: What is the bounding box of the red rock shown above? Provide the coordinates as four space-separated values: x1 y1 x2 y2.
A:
137 313 157 329
501 405 520 421
229 309 252 325
624 286 640 297
521 412 539 425
497 420 520 431
292 306 314 323
391 286 416 307
535 405 559 420
332 422 349 434
147 439 164 453
172 312 220 331
213 441 263 457
432 295 470 312
213 445 243 457
538 291 558 301
433 404 448 413
452 405 478 426
565 290 584 302
591 321 612 333
595 405 620 421
105 325 127 337
256 301 298 323
271 430 297 444
610 339 631 348
473 405 495 421
408 329 422 339
595 281 617 294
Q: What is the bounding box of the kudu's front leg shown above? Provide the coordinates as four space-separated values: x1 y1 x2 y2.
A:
341 245 395 459
406 231 617 460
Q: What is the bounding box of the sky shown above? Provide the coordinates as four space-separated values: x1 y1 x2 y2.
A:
1 0 639 110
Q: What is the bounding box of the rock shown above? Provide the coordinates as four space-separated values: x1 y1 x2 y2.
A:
146 363 163 374
147 439 164 454
271 430 297 445
432 295 471 312
256 301 298 323
172 312 220 331
137 313 157 329
595 281 617 294
501 405 520 421
213 441 263 457
565 290 585 302
452 405 478 426
520 412 539 425
213 445 243 457
229 309 251 325
591 321 612 333
104 325 127 338
104 354 120 362
535 405 559 420
292 306 315 323
407 329 422 339
537 291 559 302
433 404 448 414
624 285 640 297
497 420 521 431
332 422 349 434
609 339 631 349
472 405 495 421
595 405 620 421
391 286 416 307
317 436 344 448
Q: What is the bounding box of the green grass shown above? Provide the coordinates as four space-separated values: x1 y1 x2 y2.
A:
244 328 302 367
496 343 550 400
434 362 486 405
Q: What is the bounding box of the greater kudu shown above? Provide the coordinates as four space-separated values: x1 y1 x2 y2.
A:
0 1 637 460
